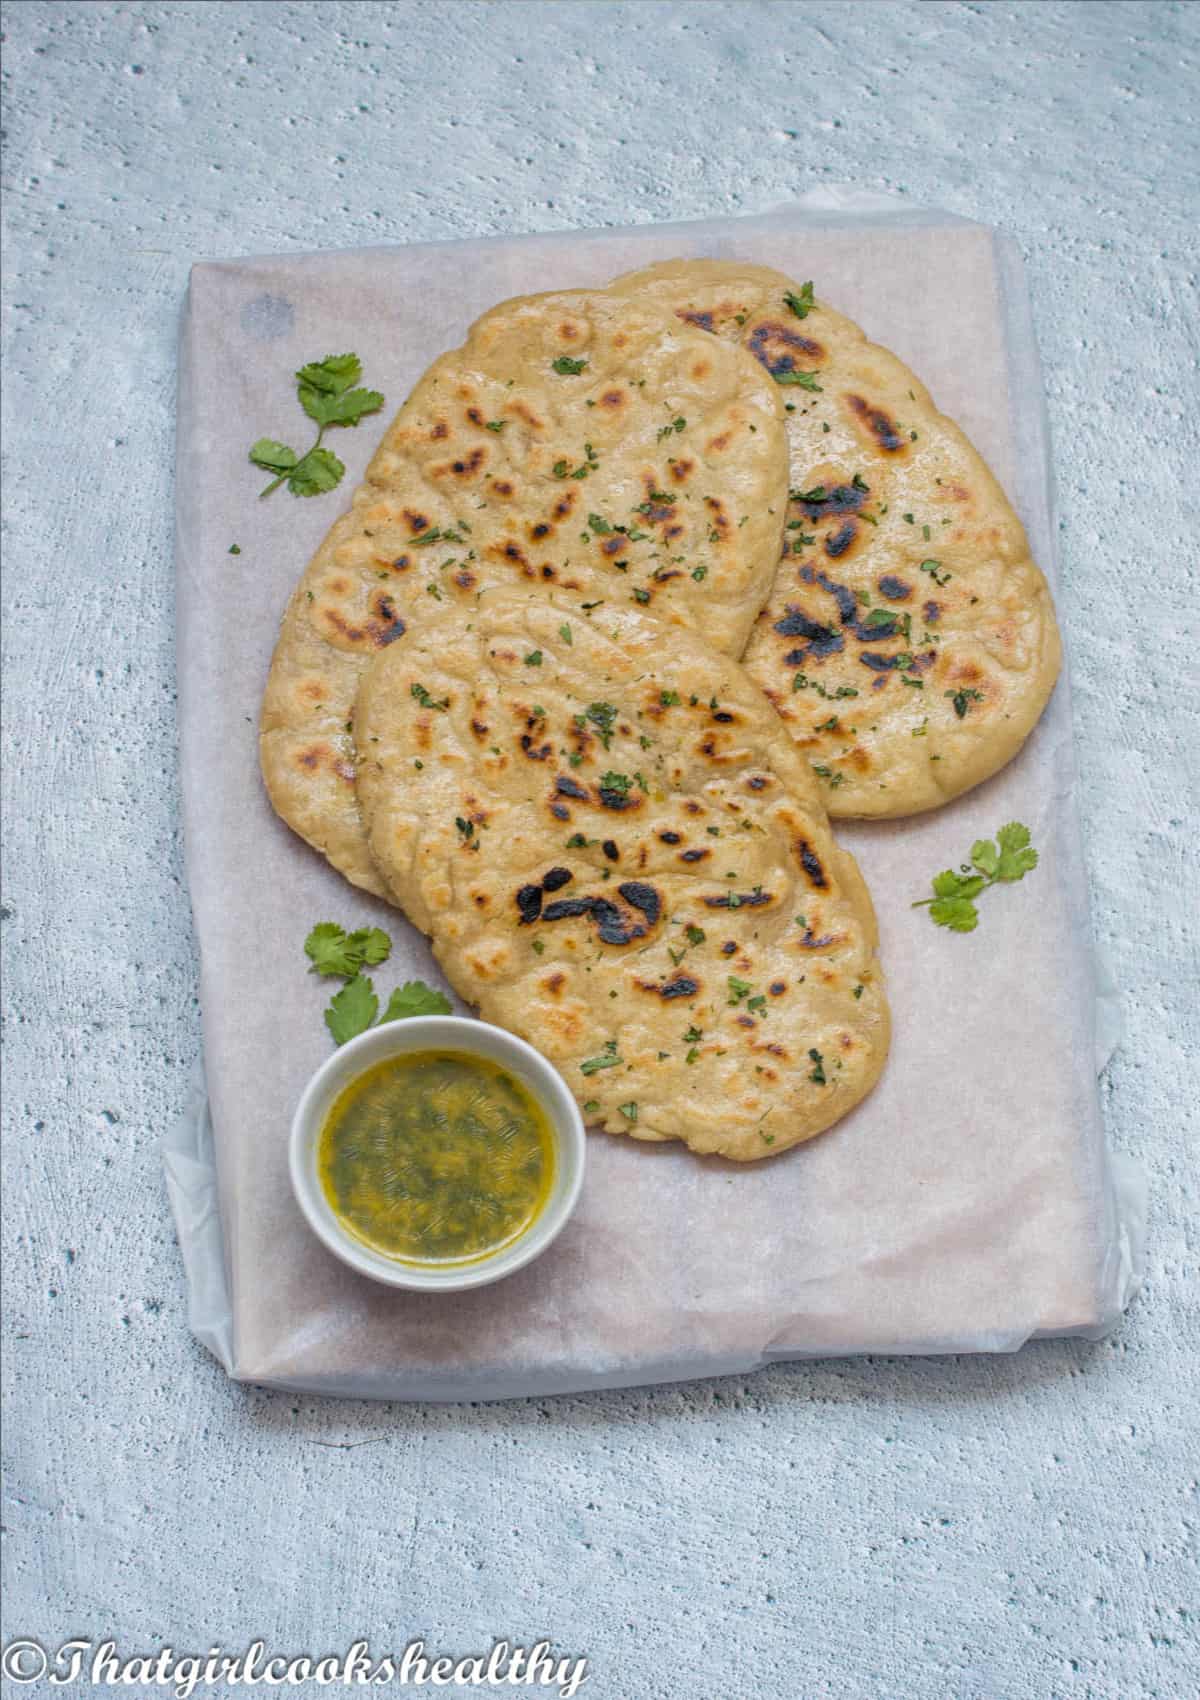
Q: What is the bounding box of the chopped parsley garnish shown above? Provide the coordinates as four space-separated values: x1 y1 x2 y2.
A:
657 416 687 441
485 419 506 432
946 687 985 719
559 623 573 646
580 1040 622 1076
455 817 475 843
578 701 618 748
727 976 752 1005
920 559 952 586
685 925 705 946
812 765 845 787
587 513 612 534
551 355 588 375
599 770 631 795
808 1048 827 1085
410 682 449 711
524 651 543 667
618 1102 639 1122
913 821 1039 932
774 370 823 391
660 689 681 706
783 282 815 319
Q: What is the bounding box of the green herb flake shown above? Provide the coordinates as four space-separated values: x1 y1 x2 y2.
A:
783 282 815 319
551 355 589 376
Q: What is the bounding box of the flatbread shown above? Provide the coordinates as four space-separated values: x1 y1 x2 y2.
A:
354 593 889 1161
260 288 788 896
610 260 1061 818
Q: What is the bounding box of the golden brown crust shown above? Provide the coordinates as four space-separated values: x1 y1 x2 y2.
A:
354 592 889 1161
610 260 1062 818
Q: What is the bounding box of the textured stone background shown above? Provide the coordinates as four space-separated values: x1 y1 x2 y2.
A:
2 3 1197 1697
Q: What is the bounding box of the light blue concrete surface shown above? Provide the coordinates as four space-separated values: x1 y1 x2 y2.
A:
1 4 1196 1697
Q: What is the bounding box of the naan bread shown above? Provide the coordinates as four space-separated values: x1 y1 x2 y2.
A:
610 260 1061 818
354 594 888 1161
260 289 788 895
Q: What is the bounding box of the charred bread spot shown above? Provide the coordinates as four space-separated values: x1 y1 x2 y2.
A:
600 536 624 557
530 522 551 540
619 882 662 925
797 929 838 949
746 774 769 792
712 710 737 725
430 422 449 440
769 981 787 997
658 830 682 845
735 1014 756 1030
923 600 941 623
796 483 867 520
545 972 566 996
368 593 406 646
690 357 713 381
445 449 487 479
825 519 858 559
846 394 906 453
454 570 476 590
598 784 640 812
470 718 489 740
520 735 553 760
860 652 901 672
404 511 432 534
796 840 829 889
602 839 619 862
492 480 515 498
390 555 412 572
558 320 583 341
599 389 625 410
298 680 329 705
708 432 731 453
747 320 824 377
541 867 572 893
466 407 484 427
680 848 710 864
776 607 844 662
555 775 589 801
721 941 738 955
878 575 912 601
669 458 694 483
542 897 594 922
553 492 576 519
636 975 700 1000
678 308 715 332
683 801 703 816
550 802 570 821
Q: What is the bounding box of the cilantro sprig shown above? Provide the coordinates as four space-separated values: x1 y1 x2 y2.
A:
304 922 451 1043
913 822 1040 932
250 354 384 498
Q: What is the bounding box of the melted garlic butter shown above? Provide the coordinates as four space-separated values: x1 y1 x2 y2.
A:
318 1050 555 1265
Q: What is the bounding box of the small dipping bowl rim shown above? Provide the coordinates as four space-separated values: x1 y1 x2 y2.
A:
288 1015 586 1292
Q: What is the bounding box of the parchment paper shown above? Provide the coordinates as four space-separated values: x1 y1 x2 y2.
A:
167 193 1143 1399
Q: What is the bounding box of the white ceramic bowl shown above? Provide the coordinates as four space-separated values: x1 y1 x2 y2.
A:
288 1015 586 1292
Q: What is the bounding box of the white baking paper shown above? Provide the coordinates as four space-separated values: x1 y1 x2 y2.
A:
167 191 1143 1400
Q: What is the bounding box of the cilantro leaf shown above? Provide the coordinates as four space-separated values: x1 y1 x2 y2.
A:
286 446 345 496
295 353 362 394
929 896 979 932
324 974 379 1045
783 282 815 319
305 922 392 977
552 356 588 375
299 384 385 428
248 439 298 473
996 822 1038 881
915 820 1038 930
970 839 999 878
252 353 384 499
380 980 453 1022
